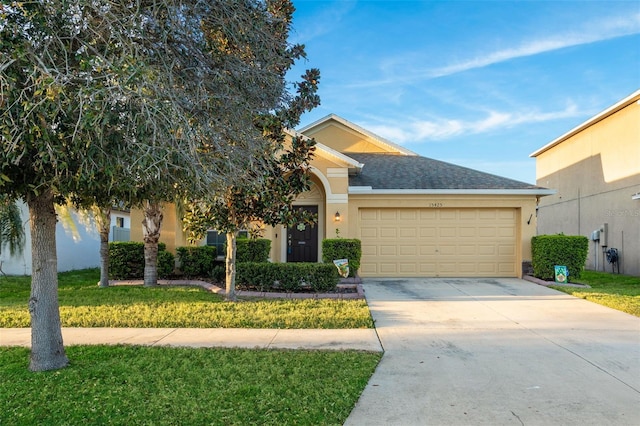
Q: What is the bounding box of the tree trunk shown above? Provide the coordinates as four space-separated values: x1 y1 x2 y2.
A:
225 231 237 302
142 201 163 287
97 207 111 288
27 190 69 372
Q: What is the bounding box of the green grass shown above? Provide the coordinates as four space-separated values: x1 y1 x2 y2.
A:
0 269 373 328
1 345 381 425
550 270 640 317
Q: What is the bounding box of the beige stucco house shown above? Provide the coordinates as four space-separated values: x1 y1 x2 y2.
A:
530 89 640 276
132 114 552 278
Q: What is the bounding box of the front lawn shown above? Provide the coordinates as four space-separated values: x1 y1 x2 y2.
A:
1 345 381 425
550 270 640 317
0 269 374 328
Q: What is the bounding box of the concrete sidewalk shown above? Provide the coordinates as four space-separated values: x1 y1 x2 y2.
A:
0 327 383 352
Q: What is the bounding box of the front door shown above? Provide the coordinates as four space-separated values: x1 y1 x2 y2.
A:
287 206 319 263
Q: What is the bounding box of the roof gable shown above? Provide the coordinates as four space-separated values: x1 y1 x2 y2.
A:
299 114 416 156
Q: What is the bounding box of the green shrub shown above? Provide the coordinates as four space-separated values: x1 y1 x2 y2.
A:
236 238 271 263
531 235 589 282
176 246 217 278
157 250 175 278
236 262 339 293
212 264 226 283
322 239 362 277
109 241 169 280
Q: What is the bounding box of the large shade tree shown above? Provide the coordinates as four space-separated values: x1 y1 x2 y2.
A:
182 68 321 301
128 0 315 287
0 0 309 371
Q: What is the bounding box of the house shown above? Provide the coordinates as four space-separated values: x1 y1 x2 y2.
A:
530 89 640 276
132 114 552 278
1 202 130 275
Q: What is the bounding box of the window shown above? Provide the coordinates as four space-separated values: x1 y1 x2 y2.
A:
206 230 248 255
115 217 125 228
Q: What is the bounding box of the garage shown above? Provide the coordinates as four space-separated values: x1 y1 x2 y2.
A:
358 208 518 277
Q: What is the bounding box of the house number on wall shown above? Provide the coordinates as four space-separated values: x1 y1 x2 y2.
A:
429 202 444 208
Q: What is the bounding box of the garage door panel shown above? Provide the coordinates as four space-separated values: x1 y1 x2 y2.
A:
499 263 517 273
478 245 496 255
478 263 498 273
498 227 515 237
439 210 457 220
420 262 437 273
420 227 437 238
439 227 457 237
361 227 378 238
420 210 437 220
380 228 397 238
458 263 478 273
399 245 417 255
399 227 417 238
399 210 417 220
360 208 517 278
361 209 378 220
479 210 497 220
380 210 398 220
399 263 417 273
380 245 397 256
362 245 378 256
459 227 476 237
478 227 497 237
379 263 398 274
498 245 516 256
439 246 456 255
458 245 477 255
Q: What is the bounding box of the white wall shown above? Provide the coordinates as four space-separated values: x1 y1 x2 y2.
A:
0 201 101 276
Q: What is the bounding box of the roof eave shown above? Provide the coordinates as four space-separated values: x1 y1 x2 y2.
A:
349 187 556 196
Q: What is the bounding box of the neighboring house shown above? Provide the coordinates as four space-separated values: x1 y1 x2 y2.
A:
0 202 130 275
110 209 131 242
530 89 640 276
132 114 552 278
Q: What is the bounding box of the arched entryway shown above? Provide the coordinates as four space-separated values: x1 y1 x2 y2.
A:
281 176 327 263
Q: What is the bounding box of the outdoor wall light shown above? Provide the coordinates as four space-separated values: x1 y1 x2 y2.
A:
334 211 341 222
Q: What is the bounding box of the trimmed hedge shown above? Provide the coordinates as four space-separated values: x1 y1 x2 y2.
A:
236 238 271 263
109 241 174 280
236 262 339 293
157 250 175 279
322 239 361 277
531 235 589 282
176 246 217 278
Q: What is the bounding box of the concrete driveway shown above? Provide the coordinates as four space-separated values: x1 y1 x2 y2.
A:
345 278 640 426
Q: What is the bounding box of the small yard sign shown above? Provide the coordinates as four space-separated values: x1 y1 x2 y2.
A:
554 265 568 283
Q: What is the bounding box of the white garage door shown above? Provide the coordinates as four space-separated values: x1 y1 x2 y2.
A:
359 208 517 277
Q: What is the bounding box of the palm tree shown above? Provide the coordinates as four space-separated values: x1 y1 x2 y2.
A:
0 196 26 265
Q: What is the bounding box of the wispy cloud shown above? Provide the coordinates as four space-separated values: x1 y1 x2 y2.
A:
363 103 583 144
291 1 357 44
348 12 640 88
430 13 640 78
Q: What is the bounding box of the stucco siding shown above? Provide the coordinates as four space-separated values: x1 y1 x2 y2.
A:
535 93 640 276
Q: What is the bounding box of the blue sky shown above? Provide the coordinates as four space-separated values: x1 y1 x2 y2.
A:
287 0 640 184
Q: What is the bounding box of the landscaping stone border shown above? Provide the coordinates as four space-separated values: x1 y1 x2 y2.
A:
523 275 590 288
109 278 365 300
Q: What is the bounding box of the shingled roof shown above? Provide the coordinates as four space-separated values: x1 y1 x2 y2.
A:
347 153 543 190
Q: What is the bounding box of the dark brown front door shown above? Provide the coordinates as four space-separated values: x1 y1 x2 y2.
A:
287 206 318 263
